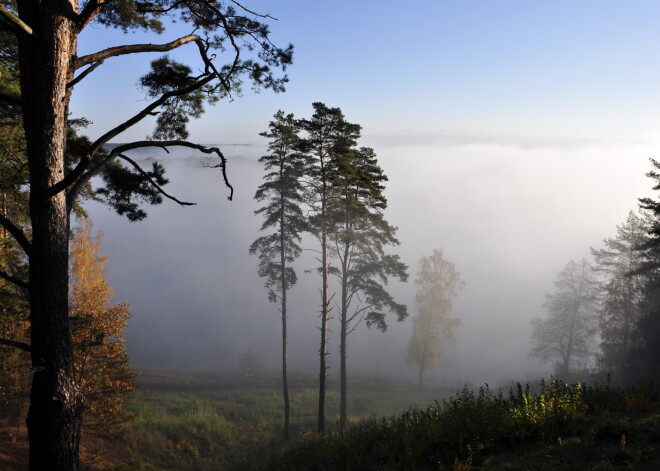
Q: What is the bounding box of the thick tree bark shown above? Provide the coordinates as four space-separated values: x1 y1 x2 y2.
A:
17 2 84 469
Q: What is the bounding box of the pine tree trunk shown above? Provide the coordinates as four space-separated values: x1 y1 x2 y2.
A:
280 174 290 441
281 279 290 440
317 230 328 433
339 241 349 429
317 158 329 434
17 3 84 469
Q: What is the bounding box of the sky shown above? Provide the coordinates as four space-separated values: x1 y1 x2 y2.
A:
69 1 660 385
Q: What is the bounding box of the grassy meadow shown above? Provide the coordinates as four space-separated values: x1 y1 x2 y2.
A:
2 370 660 470
99 369 453 470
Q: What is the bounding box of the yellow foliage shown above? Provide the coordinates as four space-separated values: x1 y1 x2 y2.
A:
406 249 464 382
70 219 136 434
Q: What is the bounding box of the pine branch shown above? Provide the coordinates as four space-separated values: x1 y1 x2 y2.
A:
0 212 30 255
0 338 31 352
0 269 28 290
117 153 195 207
229 0 277 20
67 61 105 89
54 74 216 204
76 0 106 32
66 140 233 211
74 34 200 69
0 5 32 35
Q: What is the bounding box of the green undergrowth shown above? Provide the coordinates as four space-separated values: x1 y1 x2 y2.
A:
258 380 660 471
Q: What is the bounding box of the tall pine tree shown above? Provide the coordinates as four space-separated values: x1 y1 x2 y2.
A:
300 102 356 433
591 211 647 382
630 159 660 380
250 111 307 440
328 144 408 428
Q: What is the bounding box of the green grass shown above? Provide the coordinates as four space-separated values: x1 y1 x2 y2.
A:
113 370 453 471
5 369 655 471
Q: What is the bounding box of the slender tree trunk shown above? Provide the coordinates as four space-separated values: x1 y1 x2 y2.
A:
419 319 431 387
562 323 575 378
339 239 349 429
279 171 290 441
620 292 632 377
17 3 84 469
317 157 329 433
317 230 328 433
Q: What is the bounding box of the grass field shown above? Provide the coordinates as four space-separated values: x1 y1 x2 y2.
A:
113 369 453 470
2 371 660 470
0 369 454 470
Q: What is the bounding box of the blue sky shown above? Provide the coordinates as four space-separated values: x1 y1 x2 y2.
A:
73 1 660 144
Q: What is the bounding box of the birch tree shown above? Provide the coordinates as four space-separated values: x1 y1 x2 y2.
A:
406 249 464 386
69 219 135 434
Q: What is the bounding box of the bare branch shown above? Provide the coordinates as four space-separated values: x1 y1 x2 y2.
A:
0 213 30 255
0 5 32 35
347 305 370 325
347 313 366 336
192 36 234 96
0 269 28 290
67 60 104 89
229 0 277 20
117 153 196 207
196 1 242 82
0 338 31 352
74 35 200 69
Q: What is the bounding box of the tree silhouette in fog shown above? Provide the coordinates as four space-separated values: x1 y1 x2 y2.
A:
250 111 307 440
407 249 463 386
530 259 599 377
